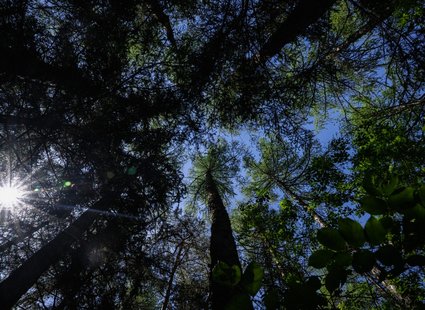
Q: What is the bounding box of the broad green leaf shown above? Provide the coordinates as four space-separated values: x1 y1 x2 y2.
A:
241 262 263 296
230 265 242 285
381 175 399 196
360 196 387 215
388 187 415 211
264 289 280 310
284 283 326 308
225 293 252 310
376 245 402 266
338 218 365 247
334 252 352 267
362 175 381 196
365 216 387 246
380 217 400 235
417 185 425 206
406 255 425 266
404 204 425 223
309 249 334 268
352 250 375 273
212 261 229 285
212 261 241 286
306 276 322 291
325 267 347 293
317 228 347 251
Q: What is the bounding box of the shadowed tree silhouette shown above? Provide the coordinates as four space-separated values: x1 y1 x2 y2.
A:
189 140 252 309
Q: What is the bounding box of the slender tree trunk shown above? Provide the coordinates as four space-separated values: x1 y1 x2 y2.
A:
0 211 97 309
272 177 326 227
258 232 304 282
204 170 250 310
161 242 185 310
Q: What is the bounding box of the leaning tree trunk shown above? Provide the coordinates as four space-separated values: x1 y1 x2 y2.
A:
204 170 251 310
55 216 142 309
0 210 97 309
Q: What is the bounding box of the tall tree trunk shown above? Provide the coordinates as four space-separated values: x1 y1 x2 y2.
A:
0 211 97 309
204 170 250 310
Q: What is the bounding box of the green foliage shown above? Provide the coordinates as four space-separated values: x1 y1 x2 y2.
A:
189 140 240 207
325 266 348 293
308 175 425 306
333 252 353 267
232 197 308 298
387 187 416 211
1 0 424 308
240 262 264 296
317 228 347 251
302 137 352 209
406 255 425 267
329 1 361 39
364 216 387 245
382 175 400 196
282 277 327 309
243 135 312 198
338 218 365 247
212 261 242 287
351 113 425 190
309 249 335 269
418 186 425 205
352 250 375 273
212 260 264 308
360 196 387 215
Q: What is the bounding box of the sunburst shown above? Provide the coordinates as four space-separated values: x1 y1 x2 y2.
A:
0 179 29 210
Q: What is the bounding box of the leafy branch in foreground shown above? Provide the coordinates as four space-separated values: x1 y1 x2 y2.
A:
308 175 425 309
212 261 263 309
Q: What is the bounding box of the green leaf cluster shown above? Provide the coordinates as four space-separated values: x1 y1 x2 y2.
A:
212 261 264 309
279 276 327 310
308 176 425 297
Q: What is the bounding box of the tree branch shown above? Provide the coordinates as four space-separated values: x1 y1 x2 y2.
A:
257 0 336 63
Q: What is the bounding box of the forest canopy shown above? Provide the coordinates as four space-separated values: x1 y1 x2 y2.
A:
0 0 424 309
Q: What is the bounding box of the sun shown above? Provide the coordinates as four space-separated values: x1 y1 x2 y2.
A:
0 184 26 209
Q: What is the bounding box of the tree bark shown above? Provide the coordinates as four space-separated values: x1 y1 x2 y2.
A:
271 176 327 227
257 0 336 63
204 170 250 310
161 242 185 310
